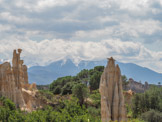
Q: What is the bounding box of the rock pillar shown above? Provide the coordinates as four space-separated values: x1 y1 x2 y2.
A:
99 57 127 122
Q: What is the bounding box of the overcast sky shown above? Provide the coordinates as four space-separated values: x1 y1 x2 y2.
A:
0 0 162 72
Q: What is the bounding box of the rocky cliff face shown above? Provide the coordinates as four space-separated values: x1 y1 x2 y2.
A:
0 49 43 112
124 78 149 93
124 89 135 105
99 57 127 122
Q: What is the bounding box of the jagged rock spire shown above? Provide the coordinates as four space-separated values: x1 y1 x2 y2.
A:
99 57 127 122
12 49 28 87
0 49 43 112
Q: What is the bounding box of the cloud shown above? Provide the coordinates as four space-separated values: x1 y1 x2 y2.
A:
0 0 162 72
14 0 72 12
1 39 162 73
0 0 161 40
0 24 13 32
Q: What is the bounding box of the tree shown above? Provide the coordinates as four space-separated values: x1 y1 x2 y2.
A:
132 94 140 118
158 82 161 87
122 75 128 89
61 82 76 95
77 69 89 79
0 97 25 122
94 66 104 72
132 87 162 118
0 97 16 111
141 109 162 122
54 86 61 94
72 83 88 105
89 72 102 91
50 76 80 95
77 69 89 86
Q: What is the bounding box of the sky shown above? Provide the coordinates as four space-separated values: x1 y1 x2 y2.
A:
0 0 162 72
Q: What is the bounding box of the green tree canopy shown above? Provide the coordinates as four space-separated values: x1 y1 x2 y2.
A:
72 83 88 105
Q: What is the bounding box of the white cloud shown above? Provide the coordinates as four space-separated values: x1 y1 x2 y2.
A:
1 39 162 73
118 0 149 11
0 0 162 73
0 12 34 24
15 0 76 12
0 0 161 41
72 19 162 41
37 0 68 9
0 24 13 32
119 19 162 36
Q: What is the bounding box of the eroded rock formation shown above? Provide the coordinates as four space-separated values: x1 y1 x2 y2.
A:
124 78 149 93
0 49 43 112
124 89 135 105
99 57 127 122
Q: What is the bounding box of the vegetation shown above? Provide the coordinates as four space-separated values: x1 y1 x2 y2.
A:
132 87 162 117
0 97 100 122
49 66 104 95
37 85 49 90
72 83 88 105
0 66 104 122
0 65 162 122
141 109 162 122
89 90 101 108
131 86 162 122
50 76 79 95
0 97 25 122
122 75 129 89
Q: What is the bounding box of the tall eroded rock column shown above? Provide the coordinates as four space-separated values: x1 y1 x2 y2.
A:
99 57 127 122
0 49 43 111
12 49 29 85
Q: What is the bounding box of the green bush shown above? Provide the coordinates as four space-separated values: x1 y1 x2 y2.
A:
8 110 26 122
50 76 80 95
61 82 76 95
94 66 104 72
0 97 24 122
141 109 162 122
50 66 105 96
132 87 162 118
89 71 102 91
72 83 88 105
25 99 100 122
0 97 16 110
90 90 101 107
87 106 100 118
53 85 62 94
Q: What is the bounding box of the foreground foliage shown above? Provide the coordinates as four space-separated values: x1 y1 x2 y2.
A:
132 86 162 122
0 97 101 122
141 109 162 122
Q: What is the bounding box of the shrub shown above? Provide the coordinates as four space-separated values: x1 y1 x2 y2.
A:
89 90 101 107
141 109 162 122
89 72 102 91
72 83 88 105
132 87 162 118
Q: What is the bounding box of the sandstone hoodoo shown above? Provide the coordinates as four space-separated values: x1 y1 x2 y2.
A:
124 89 135 105
0 49 43 112
99 57 127 122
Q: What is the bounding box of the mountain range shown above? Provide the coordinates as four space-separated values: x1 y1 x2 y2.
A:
28 59 162 85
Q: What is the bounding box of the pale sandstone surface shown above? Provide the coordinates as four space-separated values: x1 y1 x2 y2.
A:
124 90 135 105
99 57 127 122
0 49 44 112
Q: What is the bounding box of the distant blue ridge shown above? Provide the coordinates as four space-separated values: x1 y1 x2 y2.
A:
28 59 162 85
